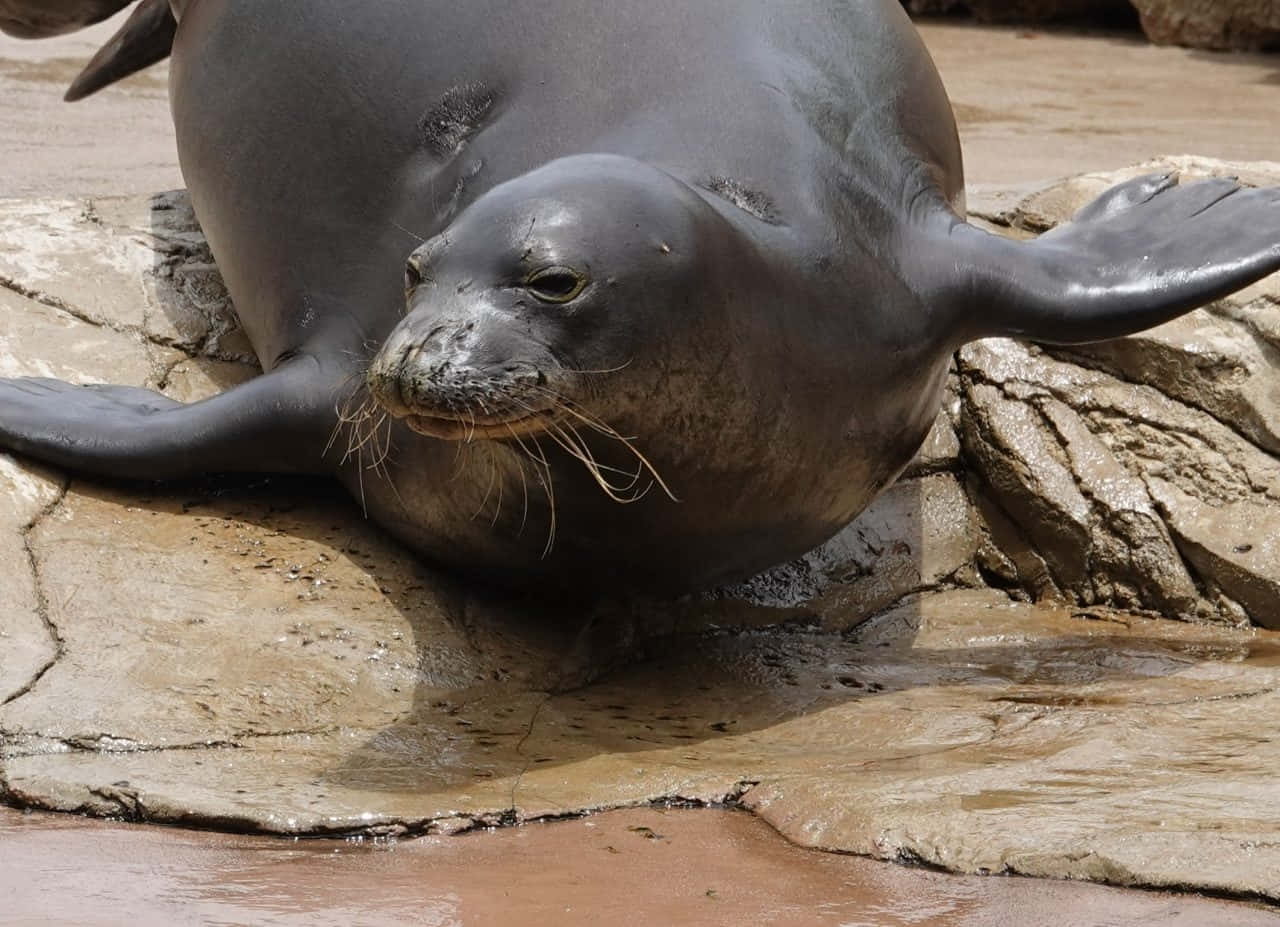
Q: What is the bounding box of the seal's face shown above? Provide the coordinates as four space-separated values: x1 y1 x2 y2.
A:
365 222 595 443
366 246 578 443
367 155 720 483
362 154 849 589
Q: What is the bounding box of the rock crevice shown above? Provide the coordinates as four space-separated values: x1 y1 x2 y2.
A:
1 477 67 709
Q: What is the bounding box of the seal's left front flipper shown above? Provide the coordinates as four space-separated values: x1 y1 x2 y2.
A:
64 0 176 101
0 358 337 481
931 173 1280 346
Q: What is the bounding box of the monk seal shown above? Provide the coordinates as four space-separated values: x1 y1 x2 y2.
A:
2 0 1279 595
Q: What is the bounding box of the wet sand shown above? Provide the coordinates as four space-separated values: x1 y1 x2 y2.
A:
3 805 1277 927
4 13 1280 927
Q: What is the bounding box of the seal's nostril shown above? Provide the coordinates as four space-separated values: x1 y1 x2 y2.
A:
405 258 424 292
405 253 436 294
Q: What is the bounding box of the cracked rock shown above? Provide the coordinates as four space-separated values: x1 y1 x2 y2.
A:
0 193 254 363
1150 479 1280 629
959 344 1213 621
960 156 1280 626
0 454 62 706
1050 309 1280 458
5 171 1280 903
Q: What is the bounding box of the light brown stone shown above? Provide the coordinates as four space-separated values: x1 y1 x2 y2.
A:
6 163 1280 906
0 454 62 706
0 193 253 363
959 157 1280 628
1053 309 1280 457
9 586 1280 900
802 473 982 626
1131 0 1280 50
958 347 1210 620
1150 478 1280 629
904 0 1128 22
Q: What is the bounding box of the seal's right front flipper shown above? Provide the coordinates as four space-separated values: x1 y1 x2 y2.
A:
0 357 338 481
934 172 1280 347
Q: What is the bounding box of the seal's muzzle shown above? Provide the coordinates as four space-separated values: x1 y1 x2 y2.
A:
367 303 562 441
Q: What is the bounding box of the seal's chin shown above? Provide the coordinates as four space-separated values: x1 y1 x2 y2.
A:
403 409 555 441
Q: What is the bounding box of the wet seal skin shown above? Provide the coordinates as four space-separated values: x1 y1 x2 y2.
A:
1 0 1280 596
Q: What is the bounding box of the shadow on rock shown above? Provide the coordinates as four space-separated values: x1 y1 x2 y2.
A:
7 166 1280 899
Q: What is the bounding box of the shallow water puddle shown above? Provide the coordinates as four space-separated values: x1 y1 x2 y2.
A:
3 805 1275 927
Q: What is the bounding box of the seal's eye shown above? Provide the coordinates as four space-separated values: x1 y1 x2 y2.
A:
527 266 587 304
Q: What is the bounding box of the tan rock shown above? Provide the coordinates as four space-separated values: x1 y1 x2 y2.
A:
1131 0 1280 50
0 198 150 331
9 586 1280 901
1150 478 1280 629
1053 309 1280 457
0 454 63 706
0 285 182 387
805 473 982 626
0 193 253 363
904 0 1128 22
6 164 1280 908
160 357 256 404
958 344 1208 619
740 591 1280 900
959 157 1280 627
3 483 438 745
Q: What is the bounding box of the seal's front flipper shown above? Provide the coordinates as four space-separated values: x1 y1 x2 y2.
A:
0 358 336 480
64 0 176 101
0 0 130 38
938 173 1280 346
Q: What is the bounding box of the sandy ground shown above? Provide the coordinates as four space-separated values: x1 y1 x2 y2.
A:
2 18 1280 197
0 17 174 198
4 12 1280 927
934 23 1280 188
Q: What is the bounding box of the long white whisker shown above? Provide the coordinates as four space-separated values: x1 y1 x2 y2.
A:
529 387 679 503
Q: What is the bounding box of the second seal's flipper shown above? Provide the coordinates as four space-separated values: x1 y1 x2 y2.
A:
0 0 131 38
0 358 340 481
933 173 1280 347
64 0 175 101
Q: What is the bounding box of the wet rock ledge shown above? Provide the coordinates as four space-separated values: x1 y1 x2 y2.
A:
3 157 1280 902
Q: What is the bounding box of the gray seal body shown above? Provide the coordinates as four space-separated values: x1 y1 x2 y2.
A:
3 0 1280 594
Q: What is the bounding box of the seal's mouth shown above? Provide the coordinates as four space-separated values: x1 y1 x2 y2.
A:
403 408 556 441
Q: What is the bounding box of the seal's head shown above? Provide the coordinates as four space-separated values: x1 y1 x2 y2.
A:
363 153 852 590
368 153 748 467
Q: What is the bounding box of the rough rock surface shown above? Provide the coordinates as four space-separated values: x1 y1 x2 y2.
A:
966 156 1280 629
4 159 1280 901
1130 0 1280 50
